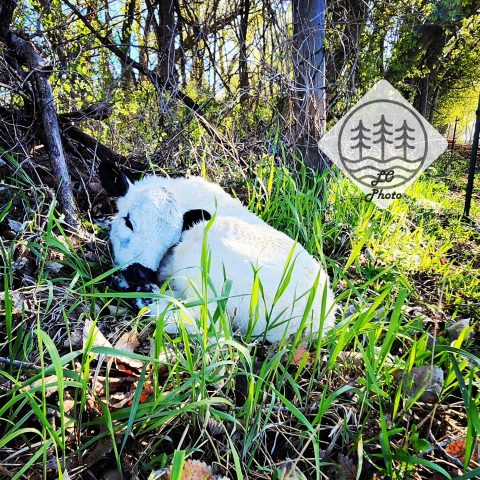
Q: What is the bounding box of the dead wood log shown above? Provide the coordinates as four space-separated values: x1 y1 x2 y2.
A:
8 33 80 228
0 101 127 171
61 124 127 165
58 102 128 167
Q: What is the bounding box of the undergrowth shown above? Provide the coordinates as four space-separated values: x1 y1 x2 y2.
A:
0 147 479 479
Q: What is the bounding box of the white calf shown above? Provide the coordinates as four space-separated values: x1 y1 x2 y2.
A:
99 162 336 342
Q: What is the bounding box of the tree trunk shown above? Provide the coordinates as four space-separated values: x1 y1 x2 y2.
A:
416 74 429 117
292 0 327 169
120 0 138 88
0 0 15 39
238 0 250 103
0 0 80 229
412 24 445 118
157 0 177 89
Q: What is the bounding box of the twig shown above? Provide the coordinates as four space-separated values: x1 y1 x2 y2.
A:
428 432 473 471
0 356 40 369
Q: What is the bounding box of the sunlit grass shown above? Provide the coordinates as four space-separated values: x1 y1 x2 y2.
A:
0 150 479 479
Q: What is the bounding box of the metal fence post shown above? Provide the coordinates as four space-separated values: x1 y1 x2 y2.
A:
464 94 480 218
451 116 459 153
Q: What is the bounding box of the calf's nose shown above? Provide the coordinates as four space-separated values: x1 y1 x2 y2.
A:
122 262 157 284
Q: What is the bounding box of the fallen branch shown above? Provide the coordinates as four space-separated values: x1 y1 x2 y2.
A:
0 356 40 370
7 32 80 228
0 102 127 170
61 123 127 165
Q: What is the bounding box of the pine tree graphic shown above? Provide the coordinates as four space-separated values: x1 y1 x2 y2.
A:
351 119 371 161
394 119 415 159
372 114 394 161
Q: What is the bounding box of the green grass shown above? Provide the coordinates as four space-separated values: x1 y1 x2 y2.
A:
0 149 479 479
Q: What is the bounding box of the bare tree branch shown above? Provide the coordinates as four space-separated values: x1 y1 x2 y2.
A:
0 356 40 369
6 30 80 228
61 123 127 165
238 0 250 102
60 101 113 123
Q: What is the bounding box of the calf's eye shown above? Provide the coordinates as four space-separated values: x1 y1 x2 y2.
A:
124 215 134 231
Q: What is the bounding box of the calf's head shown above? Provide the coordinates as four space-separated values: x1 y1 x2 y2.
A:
99 162 211 288
99 162 183 276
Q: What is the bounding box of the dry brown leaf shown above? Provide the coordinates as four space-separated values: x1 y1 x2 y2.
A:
63 398 75 414
92 375 136 396
207 419 224 437
86 395 97 412
115 330 140 351
63 398 77 434
8 219 27 233
410 366 444 403
336 453 357 480
13 255 33 275
21 375 60 397
46 261 64 274
0 290 30 315
158 459 229 480
292 343 312 367
337 350 364 368
114 330 144 370
445 436 479 464
92 377 152 410
108 379 154 409
64 328 83 349
133 380 154 405
109 391 134 409
83 435 114 467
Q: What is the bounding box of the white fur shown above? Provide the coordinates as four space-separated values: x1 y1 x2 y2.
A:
109 175 336 342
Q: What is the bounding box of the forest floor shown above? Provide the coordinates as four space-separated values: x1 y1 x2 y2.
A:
0 147 479 480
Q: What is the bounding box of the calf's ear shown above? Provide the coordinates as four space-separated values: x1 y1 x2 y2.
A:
182 209 211 232
98 161 131 197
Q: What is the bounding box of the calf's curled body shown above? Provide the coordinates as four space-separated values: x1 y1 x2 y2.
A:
99 162 336 341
